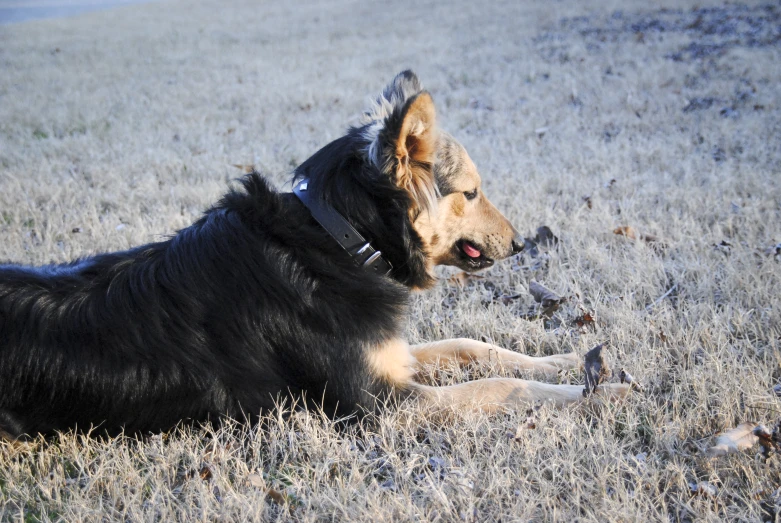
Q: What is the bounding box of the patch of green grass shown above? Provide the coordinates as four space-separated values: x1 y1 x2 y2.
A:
69 124 87 136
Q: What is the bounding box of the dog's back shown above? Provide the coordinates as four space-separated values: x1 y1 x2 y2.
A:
0 174 411 438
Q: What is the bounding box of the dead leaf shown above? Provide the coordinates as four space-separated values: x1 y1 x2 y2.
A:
615 226 667 250
689 481 717 498
614 226 663 245
247 474 265 488
448 271 484 287
520 226 559 259
707 422 759 457
754 421 781 460
583 343 611 396
247 474 288 505
231 164 255 173
614 226 638 240
573 312 595 329
714 240 732 254
761 243 781 258
199 464 213 481
498 293 523 305
523 406 540 429
266 487 286 505
507 406 540 440
534 226 559 247
427 456 448 478
529 281 565 315
583 195 593 209
754 424 775 460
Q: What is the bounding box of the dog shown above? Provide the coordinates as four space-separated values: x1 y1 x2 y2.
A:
0 71 629 440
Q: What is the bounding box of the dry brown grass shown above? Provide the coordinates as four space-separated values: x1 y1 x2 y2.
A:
1 0 781 520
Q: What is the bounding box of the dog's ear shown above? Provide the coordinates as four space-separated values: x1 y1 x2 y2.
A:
393 92 437 211
362 70 438 213
376 70 422 112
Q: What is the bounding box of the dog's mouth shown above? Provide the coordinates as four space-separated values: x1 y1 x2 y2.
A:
455 239 494 271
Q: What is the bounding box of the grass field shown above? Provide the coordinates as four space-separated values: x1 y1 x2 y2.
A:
1 0 780 520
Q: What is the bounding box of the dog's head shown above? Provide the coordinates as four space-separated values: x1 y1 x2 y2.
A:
295 71 522 288
360 72 523 276
414 132 524 272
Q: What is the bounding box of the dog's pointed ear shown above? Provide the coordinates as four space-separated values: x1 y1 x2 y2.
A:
379 70 422 110
393 92 437 210
362 70 438 213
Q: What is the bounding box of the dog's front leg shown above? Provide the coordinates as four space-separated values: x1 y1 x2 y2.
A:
410 338 579 377
366 339 629 411
411 378 631 412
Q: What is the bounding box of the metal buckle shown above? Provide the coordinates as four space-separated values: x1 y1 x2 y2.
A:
362 251 383 268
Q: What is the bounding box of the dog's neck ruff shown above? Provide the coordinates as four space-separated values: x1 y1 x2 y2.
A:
293 178 393 276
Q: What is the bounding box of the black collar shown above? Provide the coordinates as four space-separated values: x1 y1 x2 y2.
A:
293 178 393 276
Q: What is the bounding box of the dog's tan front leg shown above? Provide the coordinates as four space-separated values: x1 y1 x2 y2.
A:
412 378 631 412
410 338 579 377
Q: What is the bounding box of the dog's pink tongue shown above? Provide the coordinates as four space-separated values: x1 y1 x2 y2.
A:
462 242 481 258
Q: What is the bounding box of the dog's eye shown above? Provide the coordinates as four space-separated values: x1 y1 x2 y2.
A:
464 189 478 201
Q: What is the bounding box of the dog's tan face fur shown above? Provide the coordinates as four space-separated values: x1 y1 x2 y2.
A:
358 72 521 280
413 132 522 274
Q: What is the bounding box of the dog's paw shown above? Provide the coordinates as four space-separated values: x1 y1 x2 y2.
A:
596 382 633 399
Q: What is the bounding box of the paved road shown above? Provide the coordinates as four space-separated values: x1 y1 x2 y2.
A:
0 0 153 24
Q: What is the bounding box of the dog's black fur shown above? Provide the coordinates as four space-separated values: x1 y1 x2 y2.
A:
0 72 434 439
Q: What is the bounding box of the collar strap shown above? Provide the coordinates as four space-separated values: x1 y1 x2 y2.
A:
293 178 393 276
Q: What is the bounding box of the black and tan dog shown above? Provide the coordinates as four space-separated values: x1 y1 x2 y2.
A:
0 71 629 440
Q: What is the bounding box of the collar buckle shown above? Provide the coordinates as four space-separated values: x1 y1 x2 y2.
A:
293 178 393 276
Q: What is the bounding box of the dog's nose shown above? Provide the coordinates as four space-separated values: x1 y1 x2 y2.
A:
511 239 525 255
